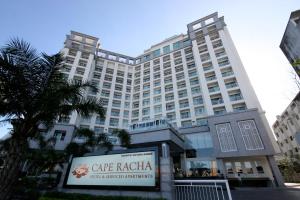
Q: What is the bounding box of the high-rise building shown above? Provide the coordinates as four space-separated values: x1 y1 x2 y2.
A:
61 12 265 131
53 12 283 186
280 9 300 77
273 92 300 158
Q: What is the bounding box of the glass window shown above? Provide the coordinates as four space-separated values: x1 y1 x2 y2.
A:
173 41 181 50
234 162 243 174
153 49 160 57
163 45 170 54
225 162 233 174
185 132 213 149
186 160 218 177
244 161 253 174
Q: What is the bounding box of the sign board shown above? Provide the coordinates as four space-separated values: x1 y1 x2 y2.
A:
65 150 158 189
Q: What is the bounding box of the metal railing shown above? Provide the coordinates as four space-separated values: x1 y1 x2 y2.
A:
174 180 232 200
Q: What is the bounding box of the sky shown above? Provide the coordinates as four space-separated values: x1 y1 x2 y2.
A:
0 0 299 138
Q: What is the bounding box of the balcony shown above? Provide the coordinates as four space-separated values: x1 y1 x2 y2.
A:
211 98 224 105
209 86 220 93
226 82 238 89
222 71 234 77
229 94 243 101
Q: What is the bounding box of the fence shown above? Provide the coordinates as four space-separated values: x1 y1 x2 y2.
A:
174 179 232 200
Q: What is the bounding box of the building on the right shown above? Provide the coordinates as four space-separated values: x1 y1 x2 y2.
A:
280 9 300 77
272 92 300 157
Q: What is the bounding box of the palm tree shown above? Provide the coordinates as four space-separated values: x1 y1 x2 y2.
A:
0 39 105 200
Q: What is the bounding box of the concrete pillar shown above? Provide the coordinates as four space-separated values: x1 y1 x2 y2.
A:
267 156 285 187
160 143 175 200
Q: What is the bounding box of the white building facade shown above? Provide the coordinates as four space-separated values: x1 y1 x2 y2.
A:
54 12 283 187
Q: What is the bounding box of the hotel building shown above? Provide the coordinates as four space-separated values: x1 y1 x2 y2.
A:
53 12 283 187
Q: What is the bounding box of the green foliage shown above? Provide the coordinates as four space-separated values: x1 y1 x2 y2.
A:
277 155 300 183
40 192 165 200
113 129 131 148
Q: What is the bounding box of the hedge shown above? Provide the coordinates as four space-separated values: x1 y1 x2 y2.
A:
39 192 165 200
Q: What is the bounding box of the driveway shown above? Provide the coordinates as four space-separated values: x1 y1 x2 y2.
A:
232 183 300 200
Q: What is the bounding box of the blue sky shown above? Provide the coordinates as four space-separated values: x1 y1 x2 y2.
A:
0 0 299 138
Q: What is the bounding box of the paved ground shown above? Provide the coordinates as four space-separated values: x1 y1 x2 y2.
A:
231 183 300 200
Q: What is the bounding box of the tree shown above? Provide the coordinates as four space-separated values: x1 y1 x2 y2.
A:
0 39 105 200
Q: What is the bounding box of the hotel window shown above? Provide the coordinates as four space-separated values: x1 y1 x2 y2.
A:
167 112 176 121
109 118 119 126
244 161 253 174
178 89 187 98
78 60 87 67
143 91 150 98
154 72 161 80
113 92 122 99
180 110 190 119
112 100 121 108
200 53 210 62
190 77 199 86
104 74 113 82
234 162 243 174
165 93 174 101
163 45 170 54
173 41 181 50
163 62 171 69
254 161 264 174
116 77 124 84
213 106 226 115
95 116 105 125
124 102 130 109
163 55 170 62
181 120 192 127
187 62 196 69
125 94 130 101
238 120 264 150
94 127 104 135
185 132 213 149
123 110 129 118
142 108 150 116
166 102 175 111
188 69 197 77
106 68 114 75
100 98 109 106
165 85 173 92
154 88 161 95
216 123 237 152
232 103 247 112
143 83 150 90
196 118 208 126
143 76 150 83
179 99 189 109
133 101 139 109
68 50 77 56
153 58 160 65
153 49 160 57
103 82 111 89
173 51 181 58
174 58 182 65
154 105 162 113
195 106 205 116
164 76 172 84
143 99 150 106
154 66 160 72
154 96 161 104
176 73 185 80
212 39 223 49
225 162 233 174
111 109 120 117
154 80 161 87
175 65 184 73
177 81 186 89
76 68 85 75
101 90 110 97
193 96 203 106
191 86 201 95
164 68 172 76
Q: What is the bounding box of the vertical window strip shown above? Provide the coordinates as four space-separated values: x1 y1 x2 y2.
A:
216 123 237 152
238 120 264 150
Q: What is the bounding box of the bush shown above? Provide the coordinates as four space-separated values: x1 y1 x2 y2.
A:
40 192 165 200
